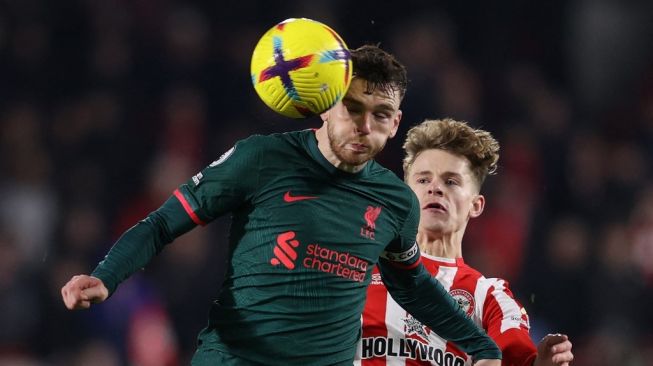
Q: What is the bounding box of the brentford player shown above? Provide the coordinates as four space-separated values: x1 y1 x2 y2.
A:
357 119 574 366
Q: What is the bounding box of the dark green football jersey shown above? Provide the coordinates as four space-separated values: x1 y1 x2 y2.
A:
92 129 501 365
179 130 419 365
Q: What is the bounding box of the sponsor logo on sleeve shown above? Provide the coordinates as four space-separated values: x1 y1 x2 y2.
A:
192 172 203 185
209 146 235 167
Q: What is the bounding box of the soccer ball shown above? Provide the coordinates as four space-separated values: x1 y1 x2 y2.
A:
250 18 353 118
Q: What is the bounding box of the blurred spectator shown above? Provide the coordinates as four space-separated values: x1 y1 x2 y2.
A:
527 215 591 339
589 221 648 335
0 104 57 270
0 230 41 355
631 185 653 284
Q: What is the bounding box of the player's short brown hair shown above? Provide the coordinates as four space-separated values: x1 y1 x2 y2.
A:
351 45 407 100
402 118 500 188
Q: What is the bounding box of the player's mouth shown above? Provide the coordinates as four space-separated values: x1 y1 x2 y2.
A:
423 202 447 213
348 143 369 153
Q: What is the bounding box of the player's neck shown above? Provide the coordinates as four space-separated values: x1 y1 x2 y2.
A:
315 126 366 173
417 229 462 259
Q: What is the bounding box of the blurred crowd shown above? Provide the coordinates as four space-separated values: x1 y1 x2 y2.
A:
1 1 652 365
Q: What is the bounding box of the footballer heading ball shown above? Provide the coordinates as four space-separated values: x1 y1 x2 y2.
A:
250 18 353 118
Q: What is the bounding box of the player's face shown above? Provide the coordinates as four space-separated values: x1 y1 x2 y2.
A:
407 149 484 235
321 78 402 167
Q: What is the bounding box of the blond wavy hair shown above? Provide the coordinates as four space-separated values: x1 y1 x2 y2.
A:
402 118 500 188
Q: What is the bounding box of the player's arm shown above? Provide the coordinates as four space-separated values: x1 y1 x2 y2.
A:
480 278 536 366
491 330 572 366
378 193 501 363
90 193 201 296
61 187 212 311
490 328 537 366
480 279 572 366
61 196 196 309
61 138 262 309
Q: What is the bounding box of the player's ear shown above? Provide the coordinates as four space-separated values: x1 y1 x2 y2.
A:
320 110 330 124
469 194 485 218
388 109 402 138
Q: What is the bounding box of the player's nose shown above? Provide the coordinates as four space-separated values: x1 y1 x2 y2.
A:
427 181 444 196
355 113 373 134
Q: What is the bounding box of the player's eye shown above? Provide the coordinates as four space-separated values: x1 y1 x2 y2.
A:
416 178 429 184
374 112 391 120
446 178 459 186
344 104 362 115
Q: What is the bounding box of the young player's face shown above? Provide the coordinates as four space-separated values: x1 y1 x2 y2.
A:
407 149 484 235
321 78 402 166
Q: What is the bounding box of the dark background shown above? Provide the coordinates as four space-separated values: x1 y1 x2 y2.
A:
1 1 653 365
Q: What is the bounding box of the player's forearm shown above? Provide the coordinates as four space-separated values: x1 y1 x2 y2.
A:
380 264 501 360
92 195 196 295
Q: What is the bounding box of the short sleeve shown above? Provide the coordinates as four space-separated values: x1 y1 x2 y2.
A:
481 279 536 365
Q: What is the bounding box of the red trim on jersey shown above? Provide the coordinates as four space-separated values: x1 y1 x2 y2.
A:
173 189 206 226
383 257 422 270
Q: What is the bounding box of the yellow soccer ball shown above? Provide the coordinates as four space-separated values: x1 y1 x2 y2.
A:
250 18 353 118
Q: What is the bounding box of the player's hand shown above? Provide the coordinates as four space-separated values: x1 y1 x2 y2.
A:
534 333 574 366
61 275 109 310
474 360 501 366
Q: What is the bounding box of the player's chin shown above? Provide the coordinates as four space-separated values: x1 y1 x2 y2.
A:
341 152 373 165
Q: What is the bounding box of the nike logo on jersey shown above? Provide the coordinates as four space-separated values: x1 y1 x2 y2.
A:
283 191 318 202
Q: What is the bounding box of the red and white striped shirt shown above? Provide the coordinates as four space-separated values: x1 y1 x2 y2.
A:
356 254 537 366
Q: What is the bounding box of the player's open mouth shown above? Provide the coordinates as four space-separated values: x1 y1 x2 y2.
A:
423 202 447 213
